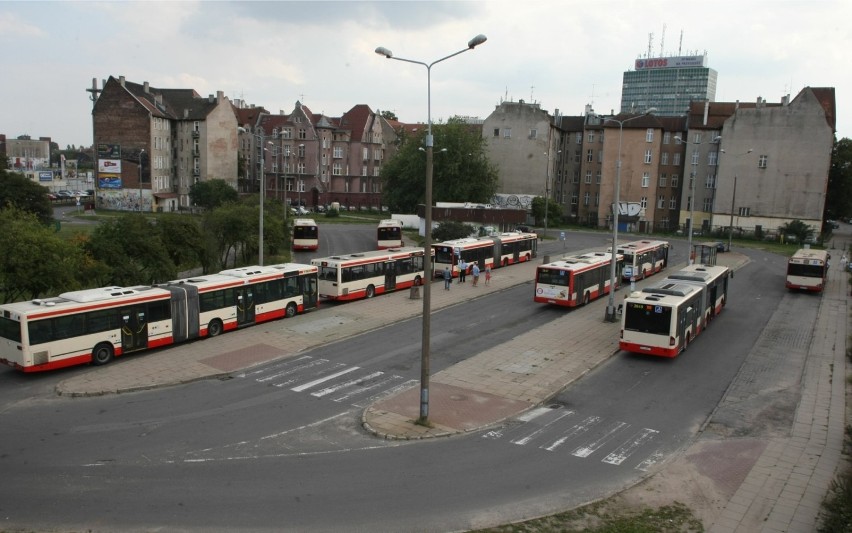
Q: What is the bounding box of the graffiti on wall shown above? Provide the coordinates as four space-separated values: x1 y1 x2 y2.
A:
491 194 535 210
97 190 152 212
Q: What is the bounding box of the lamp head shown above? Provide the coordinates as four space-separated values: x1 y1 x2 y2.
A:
468 34 487 49
644 107 658 115
375 46 393 58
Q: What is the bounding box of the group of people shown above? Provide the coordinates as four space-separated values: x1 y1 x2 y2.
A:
443 259 491 290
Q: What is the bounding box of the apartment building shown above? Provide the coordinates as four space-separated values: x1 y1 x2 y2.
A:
92 75 237 212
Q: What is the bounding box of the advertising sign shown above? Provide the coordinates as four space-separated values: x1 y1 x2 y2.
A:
98 159 122 173
98 175 122 189
634 55 706 70
38 171 53 182
97 143 121 159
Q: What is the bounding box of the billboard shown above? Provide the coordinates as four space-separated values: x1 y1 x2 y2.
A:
98 175 122 189
634 55 706 70
98 159 122 173
39 171 53 182
97 143 121 159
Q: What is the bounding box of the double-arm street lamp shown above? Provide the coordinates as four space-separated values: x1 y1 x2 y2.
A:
238 127 271 265
675 135 720 263
720 146 754 252
603 109 656 323
375 33 487 425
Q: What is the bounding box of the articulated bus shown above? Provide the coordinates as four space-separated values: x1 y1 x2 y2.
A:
620 264 731 358
293 218 319 251
0 263 319 373
618 239 670 281
312 247 430 301
377 219 404 249
534 252 624 307
432 232 537 278
786 248 829 292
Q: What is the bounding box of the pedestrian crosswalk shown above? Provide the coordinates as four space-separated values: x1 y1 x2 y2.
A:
238 355 417 408
240 357 666 471
484 405 664 472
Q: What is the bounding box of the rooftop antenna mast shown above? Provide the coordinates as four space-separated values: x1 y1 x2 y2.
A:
647 32 653 58
660 24 666 56
678 30 683 55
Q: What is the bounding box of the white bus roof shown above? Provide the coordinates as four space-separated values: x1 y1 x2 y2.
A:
294 218 317 226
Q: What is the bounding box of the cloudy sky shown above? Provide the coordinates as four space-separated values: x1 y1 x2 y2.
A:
2 0 848 149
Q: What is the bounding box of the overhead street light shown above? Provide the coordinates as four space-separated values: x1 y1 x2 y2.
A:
674 135 720 264
720 146 754 252
602 109 656 323
375 33 487 425
544 150 560 239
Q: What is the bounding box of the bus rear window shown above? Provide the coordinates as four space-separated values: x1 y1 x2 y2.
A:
0 316 22 343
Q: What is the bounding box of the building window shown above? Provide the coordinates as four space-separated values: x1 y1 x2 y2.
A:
572 171 579 184
585 171 592 184
297 162 305 174
373 167 381 177
646 128 654 142
703 197 713 211
587 132 595 143
641 172 650 188
597 150 603 163
658 195 665 208
692 132 702 144
659 173 667 187
671 174 679 188
362 147 369 160
705 173 716 189
362 165 368 176
758 155 768 169
493 128 500 137
283 128 292 139
663 132 671 144
574 150 581 163
670 196 677 210
644 150 652 164
673 153 681 166
529 128 537 139
583 192 590 206
594 192 600 206
503 128 511 138
298 129 307 139
571 193 578 205
595 170 601 184
691 150 700 165
575 132 582 144
333 162 342 176
674 135 683 145
640 196 647 208
333 146 343 158
586 149 593 162
708 151 718 166
738 206 751 216
661 152 669 165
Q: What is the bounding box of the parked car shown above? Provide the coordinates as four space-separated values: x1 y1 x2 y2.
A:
714 242 726 252
56 190 74 198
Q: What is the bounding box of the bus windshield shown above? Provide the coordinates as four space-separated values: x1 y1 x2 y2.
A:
624 302 672 335
318 266 337 281
787 263 824 278
537 268 569 286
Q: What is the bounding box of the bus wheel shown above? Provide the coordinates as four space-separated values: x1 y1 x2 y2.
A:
91 342 114 366
413 276 422 286
502 258 509 267
208 319 224 337
583 293 591 306
365 285 376 298
285 302 298 318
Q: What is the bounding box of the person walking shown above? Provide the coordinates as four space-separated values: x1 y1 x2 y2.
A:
471 262 480 287
458 259 467 283
443 266 452 290
484 265 491 286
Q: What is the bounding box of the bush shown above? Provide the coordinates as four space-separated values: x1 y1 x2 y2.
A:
325 208 340 218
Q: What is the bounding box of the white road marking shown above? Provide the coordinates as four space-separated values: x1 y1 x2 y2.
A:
311 371 385 398
635 450 665 472
601 428 659 465
291 366 360 392
572 421 629 458
541 415 601 452
511 410 575 445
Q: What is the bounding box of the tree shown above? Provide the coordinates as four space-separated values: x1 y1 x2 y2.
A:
157 215 210 273
432 220 475 242
380 119 499 212
0 169 54 224
825 137 852 221
530 196 563 226
189 179 239 211
0 207 82 302
779 219 815 245
380 110 398 121
86 214 177 285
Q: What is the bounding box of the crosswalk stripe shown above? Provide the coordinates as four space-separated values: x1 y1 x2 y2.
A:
601 428 659 465
291 366 361 392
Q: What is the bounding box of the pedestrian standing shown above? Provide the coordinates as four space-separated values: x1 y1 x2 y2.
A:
443 267 451 290
484 265 491 286
472 262 480 286
459 259 467 283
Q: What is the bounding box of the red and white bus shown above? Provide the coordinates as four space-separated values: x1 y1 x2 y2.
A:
534 252 624 307
311 247 430 301
0 263 319 373
432 232 538 278
786 248 829 292
293 218 319 251
377 219 404 249
618 239 670 281
620 264 730 358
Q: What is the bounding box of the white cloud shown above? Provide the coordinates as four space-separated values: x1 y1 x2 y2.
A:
1 0 848 148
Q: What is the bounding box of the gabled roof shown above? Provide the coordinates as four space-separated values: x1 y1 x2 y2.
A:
801 87 836 132
232 104 268 129
107 76 228 122
339 104 375 140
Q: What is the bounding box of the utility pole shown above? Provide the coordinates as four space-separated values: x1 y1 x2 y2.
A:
86 78 101 209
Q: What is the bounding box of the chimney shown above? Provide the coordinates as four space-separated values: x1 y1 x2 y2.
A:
217 90 224 103
119 75 125 87
703 101 709 126
143 81 149 93
184 109 189 119
208 94 214 103
781 94 790 106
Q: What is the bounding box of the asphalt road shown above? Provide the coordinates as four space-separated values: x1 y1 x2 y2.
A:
0 227 805 532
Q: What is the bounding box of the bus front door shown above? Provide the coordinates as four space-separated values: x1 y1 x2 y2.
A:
120 306 149 353
384 260 397 293
303 275 318 310
236 287 256 326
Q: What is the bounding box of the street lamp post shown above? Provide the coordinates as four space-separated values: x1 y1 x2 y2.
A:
138 149 145 212
238 127 269 265
675 136 721 264
720 147 754 252
544 150 560 239
603 110 656 323
375 33 487 425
